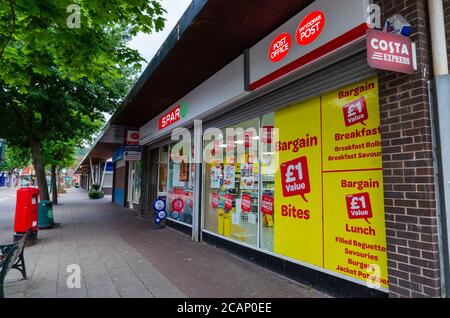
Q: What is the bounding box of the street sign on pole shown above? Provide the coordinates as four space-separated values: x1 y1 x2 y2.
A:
0 139 6 166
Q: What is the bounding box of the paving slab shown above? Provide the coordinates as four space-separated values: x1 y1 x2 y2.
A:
0 188 327 298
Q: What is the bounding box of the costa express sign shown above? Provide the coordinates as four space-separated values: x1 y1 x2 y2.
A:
367 29 415 74
159 102 188 130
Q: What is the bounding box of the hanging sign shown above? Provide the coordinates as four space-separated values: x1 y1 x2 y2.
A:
211 193 219 209
366 29 416 74
224 194 234 211
261 195 274 215
241 193 253 213
126 130 140 146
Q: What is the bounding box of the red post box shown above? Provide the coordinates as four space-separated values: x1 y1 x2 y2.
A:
14 187 39 241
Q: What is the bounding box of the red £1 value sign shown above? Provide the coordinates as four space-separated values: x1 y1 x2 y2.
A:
261 195 274 215
211 193 219 209
343 97 369 127
241 193 252 213
224 194 233 210
346 192 373 224
280 156 311 202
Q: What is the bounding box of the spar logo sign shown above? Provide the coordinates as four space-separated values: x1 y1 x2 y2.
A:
296 11 326 46
268 33 292 63
367 29 415 74
159 102 188 130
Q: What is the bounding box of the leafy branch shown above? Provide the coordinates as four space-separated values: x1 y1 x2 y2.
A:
0 0 16 59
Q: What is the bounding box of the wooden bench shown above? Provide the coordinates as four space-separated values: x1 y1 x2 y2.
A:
0 232 29 298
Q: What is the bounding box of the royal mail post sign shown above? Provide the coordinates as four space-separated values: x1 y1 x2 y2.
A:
248 0 370 90
367 29 416 74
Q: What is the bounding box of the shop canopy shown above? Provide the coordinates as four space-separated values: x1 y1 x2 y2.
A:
75 0 314 174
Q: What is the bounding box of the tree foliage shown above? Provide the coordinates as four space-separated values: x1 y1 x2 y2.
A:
0 0 166 200
0 69 133 199
0 144 31 174
0 0 166 91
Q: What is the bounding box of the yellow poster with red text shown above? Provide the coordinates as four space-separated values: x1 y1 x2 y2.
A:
273 77 388 290
322 78 388 289
274 98 323 267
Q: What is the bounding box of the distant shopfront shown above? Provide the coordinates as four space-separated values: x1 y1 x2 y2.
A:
112 134 142 209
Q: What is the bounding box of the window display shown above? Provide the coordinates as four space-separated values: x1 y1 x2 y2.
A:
203 118 259 246
167 143 195 225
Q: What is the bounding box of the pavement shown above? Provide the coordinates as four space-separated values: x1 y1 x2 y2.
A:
0 187 327 298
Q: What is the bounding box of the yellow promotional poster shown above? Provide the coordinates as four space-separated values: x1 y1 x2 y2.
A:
323 170 388 289
274 98 323 267
273 77 388 289
321 78 382 172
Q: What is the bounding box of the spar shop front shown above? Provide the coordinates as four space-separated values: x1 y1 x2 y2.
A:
139 0 389 297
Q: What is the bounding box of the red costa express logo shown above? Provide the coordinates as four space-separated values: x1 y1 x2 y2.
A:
159 103 188 130
268 33 291 63
367 29 414 74
343 97 369 127
280 156 311 202
346 192 373 224
296 11 326 46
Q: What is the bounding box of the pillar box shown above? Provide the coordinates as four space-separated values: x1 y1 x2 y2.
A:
14 187 39 241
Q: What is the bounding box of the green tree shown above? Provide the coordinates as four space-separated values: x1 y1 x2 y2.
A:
0 144 31 175
42 139 77 204
0 0 165 90
0 1 166 200
0 70 133 200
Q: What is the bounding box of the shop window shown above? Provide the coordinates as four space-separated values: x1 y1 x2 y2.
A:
203 118 259 247
167 142 195 225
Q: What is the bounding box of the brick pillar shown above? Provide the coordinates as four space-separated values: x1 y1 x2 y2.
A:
148 148 160 214
139 146 160 218
139 146 151 217
375 0 443 297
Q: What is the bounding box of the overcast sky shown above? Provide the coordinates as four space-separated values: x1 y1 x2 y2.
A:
128 0 192 70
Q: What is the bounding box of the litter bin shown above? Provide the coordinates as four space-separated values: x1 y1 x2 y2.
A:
14 187 39 242
38 200 54 229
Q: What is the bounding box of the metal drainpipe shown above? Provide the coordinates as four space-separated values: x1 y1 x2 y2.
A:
429 0 449 76
428 0 450 298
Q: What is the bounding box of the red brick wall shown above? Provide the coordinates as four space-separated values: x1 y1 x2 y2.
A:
376 0 442 297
